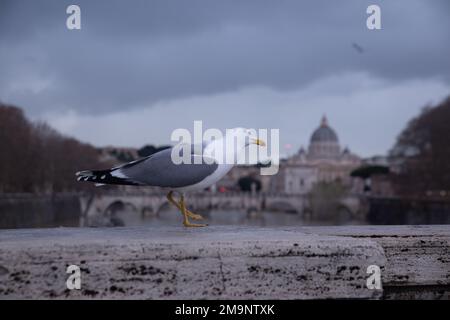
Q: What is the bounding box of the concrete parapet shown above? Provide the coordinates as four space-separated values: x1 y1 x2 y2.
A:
0 225 448 299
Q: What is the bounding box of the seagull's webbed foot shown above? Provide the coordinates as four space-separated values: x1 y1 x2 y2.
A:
186 212 204 221
183 220 208 228
180 195 207 227
167 191 207 227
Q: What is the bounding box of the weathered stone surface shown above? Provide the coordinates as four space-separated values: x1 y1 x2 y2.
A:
297 225 450 299
0 225 448 299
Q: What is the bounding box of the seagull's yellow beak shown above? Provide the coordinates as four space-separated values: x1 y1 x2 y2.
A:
251 138 266 147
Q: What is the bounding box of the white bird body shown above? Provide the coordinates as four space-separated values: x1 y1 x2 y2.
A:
173 162 234 193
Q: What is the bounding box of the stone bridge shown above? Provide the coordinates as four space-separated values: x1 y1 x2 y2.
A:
80 192 362 226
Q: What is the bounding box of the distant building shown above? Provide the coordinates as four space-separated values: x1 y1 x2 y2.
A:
270 116 361 194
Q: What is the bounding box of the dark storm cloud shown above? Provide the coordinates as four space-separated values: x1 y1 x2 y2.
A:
0 0 449 116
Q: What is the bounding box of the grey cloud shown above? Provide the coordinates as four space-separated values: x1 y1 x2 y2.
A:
0 0 449 117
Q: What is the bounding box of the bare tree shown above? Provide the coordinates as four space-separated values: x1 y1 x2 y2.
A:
0 103 107 193
390 96 450 196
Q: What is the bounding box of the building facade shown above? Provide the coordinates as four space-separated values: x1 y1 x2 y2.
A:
271 116 361 194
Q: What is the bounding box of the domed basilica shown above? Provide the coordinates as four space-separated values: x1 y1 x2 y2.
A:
272 116 361 194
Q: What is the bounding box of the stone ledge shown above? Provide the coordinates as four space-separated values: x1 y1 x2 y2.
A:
0 225 449 299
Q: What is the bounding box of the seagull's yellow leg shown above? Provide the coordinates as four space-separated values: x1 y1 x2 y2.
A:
166 191 205 222
166 191 204 220
180 194 207 228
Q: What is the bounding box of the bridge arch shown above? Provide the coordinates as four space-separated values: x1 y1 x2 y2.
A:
104 200 139 215
265 201 299 214
155 201 172 216
101 199 143 227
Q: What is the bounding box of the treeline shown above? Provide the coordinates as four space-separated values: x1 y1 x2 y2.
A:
390 96 450 196
0 103 108 193
137 144 171 157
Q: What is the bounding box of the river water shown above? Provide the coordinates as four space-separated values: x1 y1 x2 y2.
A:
105 208 362 227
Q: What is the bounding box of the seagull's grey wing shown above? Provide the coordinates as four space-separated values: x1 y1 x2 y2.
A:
191 141 209 155
118 147 218 188
180 141 210 155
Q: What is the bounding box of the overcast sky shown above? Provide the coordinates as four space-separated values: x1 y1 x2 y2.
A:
0 0 449 157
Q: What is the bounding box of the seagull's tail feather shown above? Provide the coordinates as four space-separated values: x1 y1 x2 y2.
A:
75 168 143 186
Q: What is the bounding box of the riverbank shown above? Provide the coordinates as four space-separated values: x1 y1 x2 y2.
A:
0 193 81 228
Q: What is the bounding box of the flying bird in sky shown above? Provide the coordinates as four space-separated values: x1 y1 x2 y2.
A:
352 42 365 54
76 128 266 227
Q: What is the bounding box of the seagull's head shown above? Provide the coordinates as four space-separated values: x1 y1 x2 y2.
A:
205 128 266 164
229 128 266 148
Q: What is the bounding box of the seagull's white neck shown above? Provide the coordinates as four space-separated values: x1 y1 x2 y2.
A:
204 135 247 165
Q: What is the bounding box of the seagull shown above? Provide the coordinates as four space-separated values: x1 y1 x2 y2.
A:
76 128 266 227
352 42 365 54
